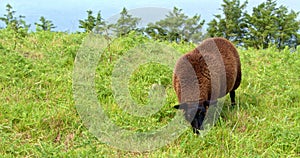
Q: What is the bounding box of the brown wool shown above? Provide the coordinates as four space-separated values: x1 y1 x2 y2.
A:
173 37 241 103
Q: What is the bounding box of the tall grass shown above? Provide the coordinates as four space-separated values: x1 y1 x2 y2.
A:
0 29 299 157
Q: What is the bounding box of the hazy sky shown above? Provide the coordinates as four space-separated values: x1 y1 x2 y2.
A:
0 0 299 32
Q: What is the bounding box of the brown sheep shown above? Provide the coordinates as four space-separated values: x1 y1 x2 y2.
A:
173 37 241 134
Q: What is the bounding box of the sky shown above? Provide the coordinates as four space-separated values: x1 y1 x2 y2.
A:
0 0 299 32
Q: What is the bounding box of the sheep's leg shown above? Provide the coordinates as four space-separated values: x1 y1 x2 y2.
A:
230 91 236 106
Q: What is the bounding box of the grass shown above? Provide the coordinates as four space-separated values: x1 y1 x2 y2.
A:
0 29 299 157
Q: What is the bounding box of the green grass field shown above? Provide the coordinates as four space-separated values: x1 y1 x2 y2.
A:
0 30 299 157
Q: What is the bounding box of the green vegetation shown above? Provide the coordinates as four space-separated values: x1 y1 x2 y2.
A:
207 0 300 49
146 7 205 43
2 0 299 49
243 0 300 49
0 4 30 35
0 0 299 157
0 28 299 157
35 16 56 32
79 10 106 33
112 7 141 37
207 0 248 45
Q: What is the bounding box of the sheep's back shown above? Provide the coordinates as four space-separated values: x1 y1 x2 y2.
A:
173 37 241 103
210 37 241 93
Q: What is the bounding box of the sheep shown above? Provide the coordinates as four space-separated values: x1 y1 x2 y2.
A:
173 37 241 134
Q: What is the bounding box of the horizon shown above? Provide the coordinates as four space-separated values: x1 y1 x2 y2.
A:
0 0 299 32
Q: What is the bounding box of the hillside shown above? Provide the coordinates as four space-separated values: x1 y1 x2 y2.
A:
0 30 299 157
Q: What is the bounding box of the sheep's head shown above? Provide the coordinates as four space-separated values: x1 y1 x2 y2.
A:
174 100 216 134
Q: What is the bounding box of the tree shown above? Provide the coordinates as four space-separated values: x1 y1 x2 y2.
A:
0 4 30 35
35 16 56 31
113 7 141 36
146 7 205 43
298 21 300 46
243 0 278 49
0 4 15 26
243 0 299 49
94 11 108 34
184 14 206 43
207 0 248 45
144 24 168 41
79 10 106 33
274 6 299 49
0 4 30 50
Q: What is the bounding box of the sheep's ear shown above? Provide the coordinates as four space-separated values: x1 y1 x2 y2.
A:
174 103 187 109
174 104 181 109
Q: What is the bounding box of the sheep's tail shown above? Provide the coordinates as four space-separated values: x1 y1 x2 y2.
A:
232 57 241 91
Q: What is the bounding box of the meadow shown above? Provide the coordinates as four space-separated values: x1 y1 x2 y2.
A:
0 30 299 157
